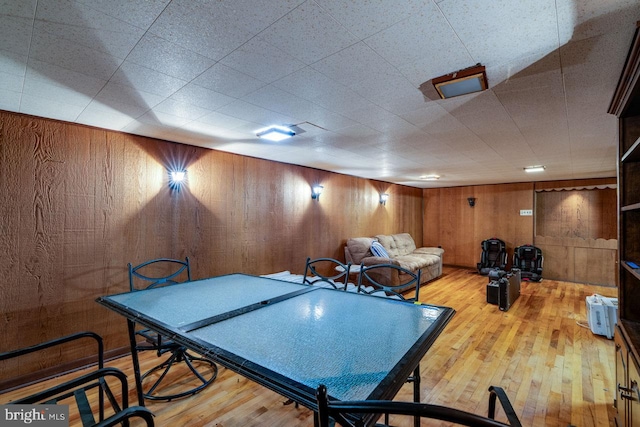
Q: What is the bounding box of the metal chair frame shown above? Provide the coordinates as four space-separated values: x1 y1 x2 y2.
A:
316 384 522 427
0 331 155 427
303 257 352 290
357 263 422 301
128 257 217 402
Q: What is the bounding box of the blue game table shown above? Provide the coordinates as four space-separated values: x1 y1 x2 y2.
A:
97 273 454 426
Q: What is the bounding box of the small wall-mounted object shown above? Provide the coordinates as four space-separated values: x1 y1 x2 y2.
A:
169 169 187 190
380 193 389 205
467 197 476 207
520 209 533 216
311 185 324 200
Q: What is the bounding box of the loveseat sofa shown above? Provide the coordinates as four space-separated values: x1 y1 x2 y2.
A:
344 233 444 287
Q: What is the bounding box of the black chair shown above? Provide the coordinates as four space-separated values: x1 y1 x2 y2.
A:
316 384 522 427
513 245 543 282
357 263 421 301
128 257 217 401
0 331 155 427
303 257 352 290
477 238 508 275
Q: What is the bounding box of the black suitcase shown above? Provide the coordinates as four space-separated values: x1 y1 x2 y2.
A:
486 269 521 311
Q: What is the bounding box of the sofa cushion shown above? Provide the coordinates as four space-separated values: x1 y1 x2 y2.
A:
413 247 444 257
370 241 390 258
346 237 376 264
376 233 417 257
392 233 417 255
395 253 441 271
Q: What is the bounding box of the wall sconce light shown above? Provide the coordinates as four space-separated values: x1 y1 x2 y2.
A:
467 197 476 207
169 169 187 190
380 193 389 205
311 185 324 200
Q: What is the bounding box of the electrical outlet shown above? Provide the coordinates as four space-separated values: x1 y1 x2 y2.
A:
520 209 533 216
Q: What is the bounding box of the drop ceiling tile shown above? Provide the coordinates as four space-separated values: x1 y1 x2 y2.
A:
149 0 253 61
125 33 216 81
259 0 359 65
365 2 472 84
271 66 341 101
217 99 294 126
76 102 136 130
29 31 122 81
315 0 424 39
310 42 400 87
0 70 23 92
220 37 306 83
169 83 235 111
440 0 559 67
0 49 27 77
333 124 382 139
192 63 265 98
35 0 145 58
125 110 190 129
241 84 321 120
22 77 94 108
556 0 640 43
27 58 106 96
20 93 84 122
151 98 211 120
0 14 35 55
0 88 21 111
194 110 254 130
94 81 164 117
210 0 306 35
72 0 171 28
111 61 188 97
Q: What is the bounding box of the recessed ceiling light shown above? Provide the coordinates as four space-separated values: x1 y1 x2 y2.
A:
524 165 546 173
420 174 440 181
431 64 488 99
256 125 295 142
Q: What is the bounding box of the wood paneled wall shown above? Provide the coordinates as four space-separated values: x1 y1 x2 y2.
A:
534 179 617 286
0 111 423 387
422 178 617 280
422 182 535 268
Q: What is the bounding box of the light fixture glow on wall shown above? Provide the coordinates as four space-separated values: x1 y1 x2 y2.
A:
431 64 488 99
256 125 295 142
380 193 389 205
169 169 187 190
524 165 546 173
311 185 324 200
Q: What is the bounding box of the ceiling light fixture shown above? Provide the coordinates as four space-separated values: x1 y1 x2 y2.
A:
524 165 546 173
420 175 440 181
256 125 295 142
431 64 488 99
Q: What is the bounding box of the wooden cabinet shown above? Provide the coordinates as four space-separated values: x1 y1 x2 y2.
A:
610 21 640 427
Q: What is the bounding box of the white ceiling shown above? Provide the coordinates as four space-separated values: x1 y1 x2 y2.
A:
1 0 638 188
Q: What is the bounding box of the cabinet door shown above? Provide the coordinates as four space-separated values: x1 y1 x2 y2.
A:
631 355 640 427
616 331 629 427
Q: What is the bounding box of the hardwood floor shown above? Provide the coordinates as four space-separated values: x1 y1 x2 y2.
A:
1 266 617 426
